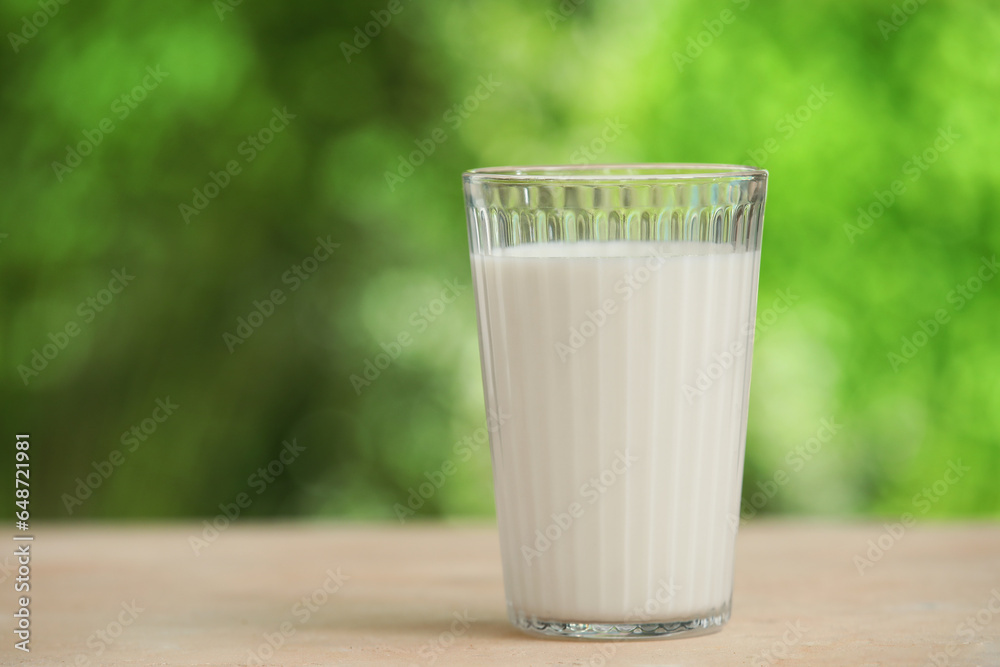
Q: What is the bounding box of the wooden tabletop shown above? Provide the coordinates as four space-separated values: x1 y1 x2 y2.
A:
2 522 998 665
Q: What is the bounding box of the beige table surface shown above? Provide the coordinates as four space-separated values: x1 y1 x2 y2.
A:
1 522 998 666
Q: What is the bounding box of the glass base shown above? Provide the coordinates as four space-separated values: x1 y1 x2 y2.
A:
509 602 730 640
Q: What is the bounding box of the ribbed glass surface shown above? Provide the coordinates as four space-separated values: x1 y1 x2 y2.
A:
466 165 766 254
464 165 767 639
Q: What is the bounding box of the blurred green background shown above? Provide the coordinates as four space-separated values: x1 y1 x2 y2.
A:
2 0 998 521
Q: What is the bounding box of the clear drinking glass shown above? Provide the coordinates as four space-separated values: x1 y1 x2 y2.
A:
463 164 768 639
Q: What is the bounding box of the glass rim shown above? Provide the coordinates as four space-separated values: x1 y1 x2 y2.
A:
463 163 767 184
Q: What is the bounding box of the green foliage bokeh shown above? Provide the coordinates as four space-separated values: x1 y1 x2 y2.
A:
2 0 998 520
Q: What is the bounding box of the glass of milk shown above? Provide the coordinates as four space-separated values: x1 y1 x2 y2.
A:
463 164 768 639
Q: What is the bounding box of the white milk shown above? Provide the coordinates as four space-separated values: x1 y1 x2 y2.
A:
471 241 760 624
